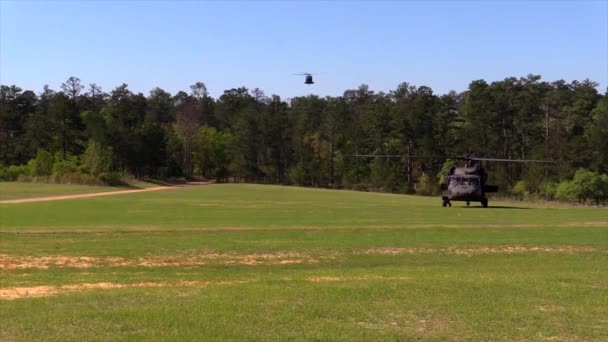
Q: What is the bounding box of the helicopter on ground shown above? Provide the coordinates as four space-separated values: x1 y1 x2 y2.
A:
293 73 315 84
354 154 553 208
440 156 553 208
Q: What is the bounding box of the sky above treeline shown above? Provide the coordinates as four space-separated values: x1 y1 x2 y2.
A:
1 1 607 99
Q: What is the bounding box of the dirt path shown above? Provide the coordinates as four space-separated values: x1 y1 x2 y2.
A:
0 182 214 204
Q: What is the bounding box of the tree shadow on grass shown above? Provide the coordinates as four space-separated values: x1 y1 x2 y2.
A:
118 183 142 189
141 178 187 186
141 179 174 186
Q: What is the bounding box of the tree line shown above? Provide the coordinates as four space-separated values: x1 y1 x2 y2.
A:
1 75 607 202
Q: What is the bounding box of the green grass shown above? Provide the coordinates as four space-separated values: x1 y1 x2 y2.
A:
1 184 607 230
0 182 120 201
0 180 160 201
1 184 607 340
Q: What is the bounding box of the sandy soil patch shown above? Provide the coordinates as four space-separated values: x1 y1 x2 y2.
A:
0 251 325 270
0 280 250 300
0 226 327 234
577 221 608 227
1 245 599 270
362 245 598 256
0 255 102 269
536 304 565 313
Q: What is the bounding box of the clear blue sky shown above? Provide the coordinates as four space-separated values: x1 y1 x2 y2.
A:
1 1 607 98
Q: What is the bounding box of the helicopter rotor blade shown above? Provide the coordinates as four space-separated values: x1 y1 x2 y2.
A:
354 154 555 163
465 157 556 163
353 154 402 158
353 154 436 159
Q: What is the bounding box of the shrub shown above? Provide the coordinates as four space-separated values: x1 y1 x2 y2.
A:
555 169 608 204
52 155 79 174
602 175 608 201
415 173 435 196
98 172 124 186
369 158 385 191
16 172 102 186
0 164 30 181
555 180 576 201
82 140 113 176
540 182 558 200
351 183 370 192
54 172 101 185
511 180 528 200
29 149 54 176
570 169 605 204
436 160 457 185
288 162 307 185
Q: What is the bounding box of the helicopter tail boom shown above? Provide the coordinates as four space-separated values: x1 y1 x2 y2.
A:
483 185 499 193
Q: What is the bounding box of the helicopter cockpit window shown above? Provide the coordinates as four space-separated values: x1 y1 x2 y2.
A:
449 177 462 186
449 176 479 186
461 177 480 186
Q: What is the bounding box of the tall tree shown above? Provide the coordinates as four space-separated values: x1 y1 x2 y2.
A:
174 103 203 178
61 76 84 100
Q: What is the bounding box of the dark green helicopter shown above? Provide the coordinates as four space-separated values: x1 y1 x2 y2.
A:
293 73 315 84
440 156 553 208
354 154 553 208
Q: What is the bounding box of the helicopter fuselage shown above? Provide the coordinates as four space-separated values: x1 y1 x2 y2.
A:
445 175 482 200
441 164 497 207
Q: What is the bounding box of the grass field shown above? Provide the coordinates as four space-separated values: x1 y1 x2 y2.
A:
0 180 160 201
0 182 121 201
1 184 607 340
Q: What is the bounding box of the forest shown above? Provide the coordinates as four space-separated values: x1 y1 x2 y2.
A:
1 75 607 203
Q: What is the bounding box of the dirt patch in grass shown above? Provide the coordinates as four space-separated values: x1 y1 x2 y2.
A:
220 252 323 266
0 255 102 269
579 221 608 226
362 245 598 256
0 280 250 300
1 245 600 270
0 251 326 270
356 313 455 335
0 226 327 233
536 304 566 313
307 275 410 282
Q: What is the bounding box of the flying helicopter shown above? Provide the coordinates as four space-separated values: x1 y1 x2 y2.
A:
293 73 315 84
440 156 554 208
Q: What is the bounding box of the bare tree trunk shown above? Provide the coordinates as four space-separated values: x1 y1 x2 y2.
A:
521 132 525 160
175 103 203 179
330 138 334 186
545 104 550 142
62 112 67 160
543 103 550 178
407 139 413 190
355 144 359 183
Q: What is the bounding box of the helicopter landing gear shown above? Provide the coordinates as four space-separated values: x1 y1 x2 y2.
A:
442 197 452 207
481 198 488 208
